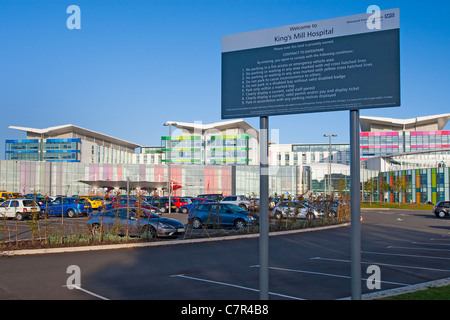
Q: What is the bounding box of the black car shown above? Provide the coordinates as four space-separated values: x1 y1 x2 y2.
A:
147 197 177 213
433 201 450 218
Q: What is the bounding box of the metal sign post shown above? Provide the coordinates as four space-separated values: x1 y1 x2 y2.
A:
259 116 269 300
350 110 361 300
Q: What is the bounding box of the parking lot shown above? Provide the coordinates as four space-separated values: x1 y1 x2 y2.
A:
0 208 449 301
0 211 192 243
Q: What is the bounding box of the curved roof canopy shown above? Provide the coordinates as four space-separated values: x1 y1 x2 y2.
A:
78 180 181 192
165 119 259 140
360 113 450 132
9 124 141 149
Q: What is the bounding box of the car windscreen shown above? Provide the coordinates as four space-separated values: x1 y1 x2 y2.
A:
280 201 299 207
222 204 246 213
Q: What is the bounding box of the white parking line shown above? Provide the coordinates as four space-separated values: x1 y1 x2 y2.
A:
264 263 408 286
63 284 110 300
170 273 304 300
388 245 450 252
312 256 450 274
362 250 450 261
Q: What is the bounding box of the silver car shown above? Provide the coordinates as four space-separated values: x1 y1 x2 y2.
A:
87 207 185 238
271 200 321 220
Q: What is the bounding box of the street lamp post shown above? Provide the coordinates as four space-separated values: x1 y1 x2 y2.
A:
324 134 337 197
164 122 177 214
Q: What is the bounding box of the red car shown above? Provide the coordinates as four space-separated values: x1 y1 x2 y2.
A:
171 197 190 212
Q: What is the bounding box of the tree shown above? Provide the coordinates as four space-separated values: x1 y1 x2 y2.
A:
380 181 391 202
363 178 377 205
392 176 410 205
336 177 347 197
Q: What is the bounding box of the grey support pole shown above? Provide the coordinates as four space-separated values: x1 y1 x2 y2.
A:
259 116 269 300
350 110 361 300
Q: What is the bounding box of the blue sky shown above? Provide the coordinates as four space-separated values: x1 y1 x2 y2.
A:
1 0 449 158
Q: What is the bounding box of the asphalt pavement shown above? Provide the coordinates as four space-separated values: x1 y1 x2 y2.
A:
1 208 450 302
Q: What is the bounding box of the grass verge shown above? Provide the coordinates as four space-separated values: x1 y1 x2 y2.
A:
381 284 450 300
361 202 434 211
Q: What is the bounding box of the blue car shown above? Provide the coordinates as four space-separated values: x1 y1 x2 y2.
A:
188 203 258 229
40 197 92 218
179 198 215 214
87 207 185 238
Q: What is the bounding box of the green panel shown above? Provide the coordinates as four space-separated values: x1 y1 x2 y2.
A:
161 136 200 140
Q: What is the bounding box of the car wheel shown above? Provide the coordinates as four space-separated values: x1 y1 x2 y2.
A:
437 211 447 218
39 209 47 219
239 204 247 210
15 212 24 221
142 225 157 238
329 211 337 218
274 211 282 219
192 218 202 229
181 207 188 214
67 209 76 218
160 207 166 213
234 219 246 229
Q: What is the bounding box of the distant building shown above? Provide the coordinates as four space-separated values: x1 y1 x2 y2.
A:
360 113 450 159
6 125 140 163
161 120 259 165
2 115 450 203
270 143 351 167
6 114 450 167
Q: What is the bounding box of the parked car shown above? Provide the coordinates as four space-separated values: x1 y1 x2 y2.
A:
97 198 160 213
197 193 223 200
81 196 103 210
433 201 450 218
188 203 258 229
179 198 215 214
171 197 190 212
0 191 14 201
112 198 161 214
39 197 91 218
269 198 279 209
249 198 260 211
71 197 93 215
150 197 177 213
271 200 321 220
0 198 40 221
314 200 339 218
87 207 185 238
220 195 251 210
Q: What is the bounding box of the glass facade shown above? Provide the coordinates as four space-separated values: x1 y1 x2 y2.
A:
360 132 402 159
406 131 450 153
292 144 350 153
360 130 450 160
274 144 350 166
379 167 450 204
162 134 251 165
6 139 81 162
